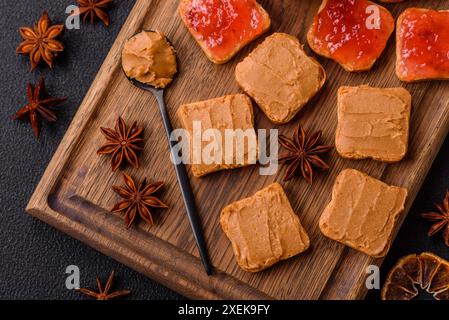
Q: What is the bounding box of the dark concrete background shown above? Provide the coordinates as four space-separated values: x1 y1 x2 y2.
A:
0 0 447 300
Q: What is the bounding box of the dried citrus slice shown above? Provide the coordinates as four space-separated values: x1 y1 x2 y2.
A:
420 252 441 290
382 252 449 300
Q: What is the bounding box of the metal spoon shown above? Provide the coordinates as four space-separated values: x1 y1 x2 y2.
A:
122 31 212 275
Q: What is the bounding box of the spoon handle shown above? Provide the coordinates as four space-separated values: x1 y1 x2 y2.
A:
153 90 213 276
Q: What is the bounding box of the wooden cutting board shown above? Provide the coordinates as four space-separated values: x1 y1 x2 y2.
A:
27 0 449 299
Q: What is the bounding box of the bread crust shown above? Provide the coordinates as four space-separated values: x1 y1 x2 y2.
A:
178 0 271 64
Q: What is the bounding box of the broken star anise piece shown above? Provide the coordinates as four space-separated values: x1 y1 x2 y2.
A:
16 11 64 70
278 123 333 183
77 270 130 300
97 117 144 172
74 0 113 26
12 77 67 138
111 173 168 228
421 190 449 247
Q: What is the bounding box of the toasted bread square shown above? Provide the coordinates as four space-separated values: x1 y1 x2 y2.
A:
396 8 449 82
220 183 310 272
236 33 326 124
178 0 271 64
177 94 258 177
307 0 394 72
319 169 408 258
336 86 411 162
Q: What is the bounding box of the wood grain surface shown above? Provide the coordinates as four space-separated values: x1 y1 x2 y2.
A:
27 0 449 299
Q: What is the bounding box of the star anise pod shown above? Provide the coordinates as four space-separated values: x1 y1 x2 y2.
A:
12 77 67 138
112 173 168 228
278 124 332 183
97 117 144 172
421 190 449 247
16 11 64 70
74 0 113 26
77 270 130 300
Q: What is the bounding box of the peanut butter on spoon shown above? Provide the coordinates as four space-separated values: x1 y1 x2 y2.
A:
122 30 177 89
120 30 212 275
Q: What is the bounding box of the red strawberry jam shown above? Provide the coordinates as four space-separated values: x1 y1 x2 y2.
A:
397 8 449 82
181 0 268 62
308 0 394 71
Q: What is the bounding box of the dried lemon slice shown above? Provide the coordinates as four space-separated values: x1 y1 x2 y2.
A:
382 252 449 300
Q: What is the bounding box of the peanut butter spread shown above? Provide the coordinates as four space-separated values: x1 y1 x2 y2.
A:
122 30 177 88
221 183 310 272
177 94 258 177
319 169 408 258
235 33 326 124
336 86 411 162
